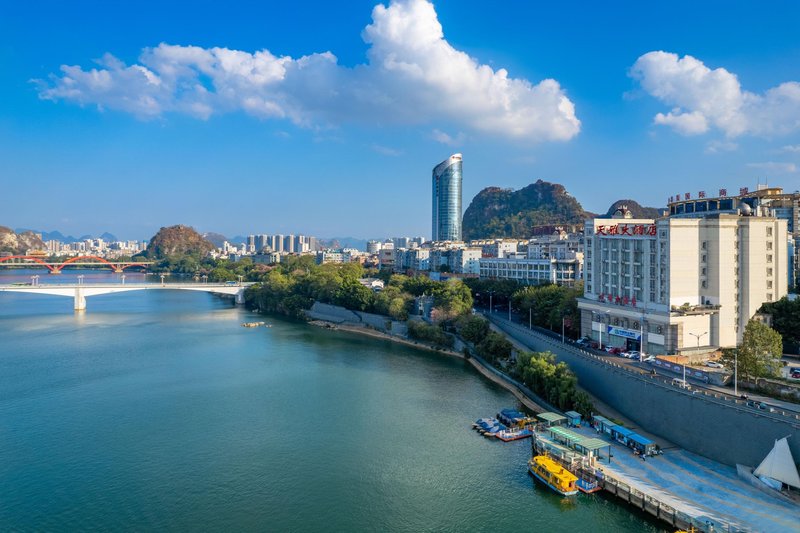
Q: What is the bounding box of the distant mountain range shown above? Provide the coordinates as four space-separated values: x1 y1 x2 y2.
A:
15 228 118 243
13 184 664 250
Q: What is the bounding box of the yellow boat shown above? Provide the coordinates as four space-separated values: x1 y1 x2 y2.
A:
528 455 578 496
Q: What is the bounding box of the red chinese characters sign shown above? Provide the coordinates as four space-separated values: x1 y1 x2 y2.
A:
598 293 638 307
595 224 656 236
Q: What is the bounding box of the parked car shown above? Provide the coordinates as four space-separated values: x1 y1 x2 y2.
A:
790 368 800 379
642 355 655 363
605 347 623 355
671 378 690 389
626 350 641 360
758 402 777 412
704 361 723 369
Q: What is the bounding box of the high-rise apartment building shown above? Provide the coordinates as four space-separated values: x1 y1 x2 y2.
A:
432 153 463 242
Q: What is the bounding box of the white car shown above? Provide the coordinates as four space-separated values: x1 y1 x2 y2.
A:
642 355 655 363
704 361 724 369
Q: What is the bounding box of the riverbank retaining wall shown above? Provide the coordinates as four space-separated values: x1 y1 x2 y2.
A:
488 315 800 468
306 302 407 336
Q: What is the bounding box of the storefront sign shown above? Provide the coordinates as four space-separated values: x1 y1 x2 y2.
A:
607 326 641 341
598 293 637 307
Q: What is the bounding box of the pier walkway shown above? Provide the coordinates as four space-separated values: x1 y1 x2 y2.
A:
572 424 798 532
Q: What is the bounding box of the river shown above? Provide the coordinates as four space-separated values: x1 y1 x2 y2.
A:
0 269 664 531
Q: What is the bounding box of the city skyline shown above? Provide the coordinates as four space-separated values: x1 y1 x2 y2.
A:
3 0 800 239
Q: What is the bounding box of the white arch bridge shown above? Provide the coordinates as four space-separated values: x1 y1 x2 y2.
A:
0 282 256 311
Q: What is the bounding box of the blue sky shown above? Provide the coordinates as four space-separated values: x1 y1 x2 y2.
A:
2 0 800 241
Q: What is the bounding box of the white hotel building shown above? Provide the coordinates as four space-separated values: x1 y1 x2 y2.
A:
578 209 788 355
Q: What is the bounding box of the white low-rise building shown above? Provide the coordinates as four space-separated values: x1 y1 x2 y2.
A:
479 256 582 286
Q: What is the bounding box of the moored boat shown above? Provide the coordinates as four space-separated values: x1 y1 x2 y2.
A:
528 455 578 496
495 427 532 442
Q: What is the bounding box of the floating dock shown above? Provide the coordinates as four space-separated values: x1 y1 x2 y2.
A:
528 413 799 532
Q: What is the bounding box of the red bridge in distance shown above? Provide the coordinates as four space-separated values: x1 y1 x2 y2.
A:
0 255 154 274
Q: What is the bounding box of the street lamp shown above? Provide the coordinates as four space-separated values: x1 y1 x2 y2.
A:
77 275 84 285
488 290 495 314
591 310 602 349
121 274 126 285
686 331 708 384
238 275 243 286
160 274 165 286
639 304 647 359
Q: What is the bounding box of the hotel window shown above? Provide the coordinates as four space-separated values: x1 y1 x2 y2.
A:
701 267 706 276
767 227 773 237
767 293 773 301
767 280 773 289
701 280 707 289
767 255 773 263
701 254 707 263
767 267 773 276
766 241 773 250
701 241 707 250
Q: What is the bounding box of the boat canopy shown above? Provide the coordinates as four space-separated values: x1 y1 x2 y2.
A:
754 437 800 489
537 412 567 426
548 426 586 445
577 437 611 452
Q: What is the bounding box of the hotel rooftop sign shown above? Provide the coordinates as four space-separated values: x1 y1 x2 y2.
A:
594 224 657 236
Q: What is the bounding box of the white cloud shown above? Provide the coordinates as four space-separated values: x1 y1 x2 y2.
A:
654 109 708 135
705 139 738 154
35 0 580 142
630 51 800 137
747 161 797 173
430 129 465 146
370 143 403 156
781 144 800 153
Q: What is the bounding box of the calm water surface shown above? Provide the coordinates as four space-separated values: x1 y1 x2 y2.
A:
0 269 664 531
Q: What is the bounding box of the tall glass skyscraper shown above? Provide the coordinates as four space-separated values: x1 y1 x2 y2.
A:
432 154 463 241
